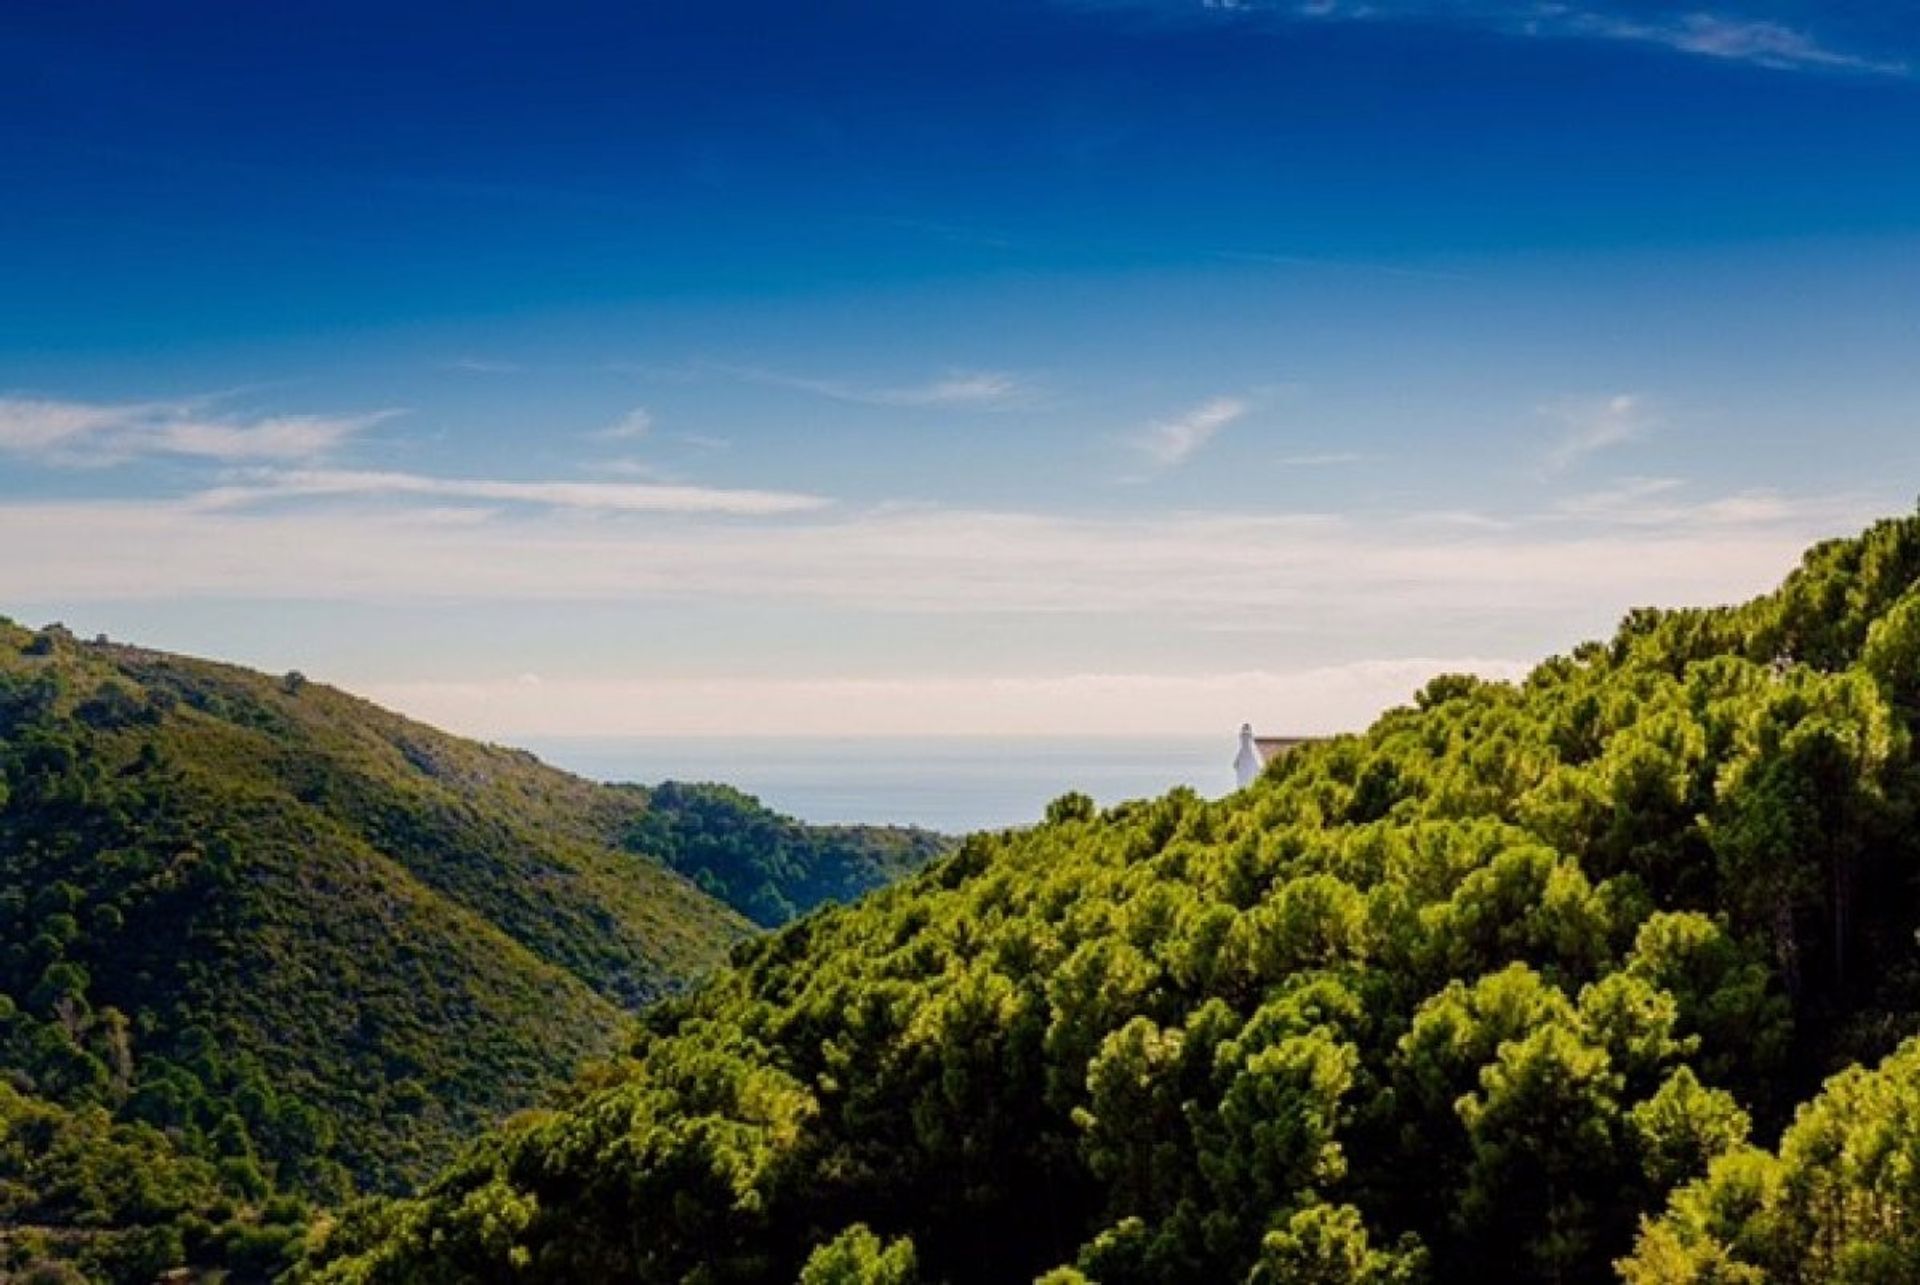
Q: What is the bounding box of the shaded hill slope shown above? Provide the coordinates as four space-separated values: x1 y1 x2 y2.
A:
0 627 945 1225
300 508 1920 1285
0 626 750 1197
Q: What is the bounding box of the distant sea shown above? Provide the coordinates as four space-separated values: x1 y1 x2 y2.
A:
521 735 1235 834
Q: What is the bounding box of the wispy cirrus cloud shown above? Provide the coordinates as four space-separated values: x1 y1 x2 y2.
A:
0 395 394 465
1074 2 1908 76
1132 396 1248 471
1564 11 1909 75
440 357 522 374
593 406 655 440
1542 393 1652 473
1275 450 1367 467
1556 477 1822 529
190 468 830 517
1555 475 1685 520
715 364 1037 409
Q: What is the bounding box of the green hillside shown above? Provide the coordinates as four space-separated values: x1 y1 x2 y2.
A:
622 780 950 928
0 629 944 1282
299 508 1920 1285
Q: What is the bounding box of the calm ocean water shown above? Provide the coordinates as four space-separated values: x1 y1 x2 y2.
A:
521 735 1236 834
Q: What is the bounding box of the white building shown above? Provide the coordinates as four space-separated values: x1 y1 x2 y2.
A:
1234 723 1312 788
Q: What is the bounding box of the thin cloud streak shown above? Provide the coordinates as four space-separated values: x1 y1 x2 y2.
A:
1276 451 1367 467
594 407 655 440
0 395 394 465
1569 11 1910 75
441 358 522 374
1542 394 1650 473
1074 2 1909 76
1134 396 1248 470
1555 476 1686 521
1556 479 1816 530
189 468 830 516
713 364 1038 409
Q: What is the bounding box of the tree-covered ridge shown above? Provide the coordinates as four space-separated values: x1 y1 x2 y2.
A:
0 627 744 1192
0 629 945 1282
623 781 951 928
301 509 1920 1284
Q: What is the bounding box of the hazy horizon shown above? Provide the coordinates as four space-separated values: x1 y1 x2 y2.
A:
522 732 1240 832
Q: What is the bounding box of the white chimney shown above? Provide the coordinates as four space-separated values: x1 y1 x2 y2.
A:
1234 722 1262 789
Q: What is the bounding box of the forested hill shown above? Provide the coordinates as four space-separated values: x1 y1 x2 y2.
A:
302 508 1920 1285
0 626 946 1282
621 780 950 929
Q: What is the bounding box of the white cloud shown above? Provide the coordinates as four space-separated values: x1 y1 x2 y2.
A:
0 395 391 465
442 358 522 374
887 372 1031 407
1555 479 1825 530
0 398 163 453
1572 12 1909 75
1075 2 1908 76
154 415 390 461
1276 450 1366 467
190 468 830 516
594 407 654 440
0 478 1893 729
2 481 1887 735
1556 475 1686 520
0 485 1883 628
1542 393 1650 473
363 658 1535 738
594 457 673 480
1134 396 1248 470
721 365 1036 409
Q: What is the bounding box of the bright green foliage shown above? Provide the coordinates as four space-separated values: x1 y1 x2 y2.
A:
1249 1204 1427 1285
1621 1034 1920 1282
291 509 1920 1284
1626 1068 1750 1192
798 1225 919 1284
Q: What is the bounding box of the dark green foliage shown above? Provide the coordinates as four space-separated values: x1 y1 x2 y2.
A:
0 628 946 1282
0 1079 307 1283
0 631 748 1196
298 510 1920 1284
621 781 950 928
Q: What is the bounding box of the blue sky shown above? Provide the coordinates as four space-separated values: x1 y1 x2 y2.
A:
3 0 1917 736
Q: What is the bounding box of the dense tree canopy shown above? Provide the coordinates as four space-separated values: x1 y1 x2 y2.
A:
1621 1032 1920 1283
298 509 1920 1284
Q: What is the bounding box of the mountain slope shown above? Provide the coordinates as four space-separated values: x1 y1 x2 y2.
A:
0 626 748 1197
298 508 1920 1285
0 622 946 1277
